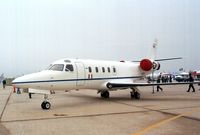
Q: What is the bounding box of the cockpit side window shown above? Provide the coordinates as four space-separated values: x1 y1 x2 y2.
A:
49 64 64 71
65 64 74 72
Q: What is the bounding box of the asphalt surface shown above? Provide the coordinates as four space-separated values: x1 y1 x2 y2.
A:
0 85 200 135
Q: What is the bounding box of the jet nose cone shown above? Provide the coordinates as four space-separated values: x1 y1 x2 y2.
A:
12 75 28 88
12 77 22 86
12 78 16 85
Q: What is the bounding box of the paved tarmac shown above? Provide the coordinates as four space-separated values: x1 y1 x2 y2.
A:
0 85 200 135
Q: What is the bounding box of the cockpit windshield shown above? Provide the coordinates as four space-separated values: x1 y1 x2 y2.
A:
48 64 64 71
46 64 53 70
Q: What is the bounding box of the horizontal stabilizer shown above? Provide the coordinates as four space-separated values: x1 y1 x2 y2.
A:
132 57 182 63
155 57 182 61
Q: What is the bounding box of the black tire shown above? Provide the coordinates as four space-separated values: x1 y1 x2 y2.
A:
101 91 110 98
41 102 46 109
130 92 134 99
104 91 110 98
101 92 104 98
41 101 51 110
134 92 140 100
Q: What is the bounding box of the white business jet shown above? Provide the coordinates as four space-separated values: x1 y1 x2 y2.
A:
12 41 194 110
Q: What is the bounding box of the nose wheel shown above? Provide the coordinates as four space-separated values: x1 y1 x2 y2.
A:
41 94 51 110
41 101 51 110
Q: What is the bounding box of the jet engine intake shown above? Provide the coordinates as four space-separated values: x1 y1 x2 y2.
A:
140 59 153 72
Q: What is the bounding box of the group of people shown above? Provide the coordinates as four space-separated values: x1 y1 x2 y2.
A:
160 75 173 83
156 73 196 92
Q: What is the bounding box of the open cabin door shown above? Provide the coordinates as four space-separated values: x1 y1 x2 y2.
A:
75 62 86 86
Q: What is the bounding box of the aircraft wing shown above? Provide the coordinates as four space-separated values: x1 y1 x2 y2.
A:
107 81 200 89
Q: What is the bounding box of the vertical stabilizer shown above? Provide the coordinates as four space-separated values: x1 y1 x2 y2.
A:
150 39 158 61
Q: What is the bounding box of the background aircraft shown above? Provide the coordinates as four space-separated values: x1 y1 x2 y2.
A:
0 73 4 83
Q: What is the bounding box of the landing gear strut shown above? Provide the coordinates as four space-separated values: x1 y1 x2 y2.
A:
130 88 140 100
41 94 51 110
100 91 110 99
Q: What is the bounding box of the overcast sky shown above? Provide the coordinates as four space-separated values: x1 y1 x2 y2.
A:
0 0 200 77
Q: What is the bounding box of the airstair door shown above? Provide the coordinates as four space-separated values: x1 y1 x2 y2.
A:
75 62 86 86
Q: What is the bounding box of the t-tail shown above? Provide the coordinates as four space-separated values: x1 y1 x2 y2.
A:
135 39 182 75
150 39 158 61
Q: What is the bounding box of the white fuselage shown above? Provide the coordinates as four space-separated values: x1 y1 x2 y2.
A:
12 59 149 91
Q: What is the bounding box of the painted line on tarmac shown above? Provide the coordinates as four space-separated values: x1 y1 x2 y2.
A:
110 100 200 121
0 89 13 121
132 107 200 135
1 110 154 123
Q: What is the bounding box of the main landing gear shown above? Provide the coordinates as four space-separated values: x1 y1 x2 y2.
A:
41 94 51 110
98 89 140 100
130 88 141 100
100 91 110 99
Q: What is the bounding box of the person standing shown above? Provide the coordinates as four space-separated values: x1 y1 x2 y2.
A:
2 80 6 89
187 73 195 92
169 75 173 82
157 75 163 92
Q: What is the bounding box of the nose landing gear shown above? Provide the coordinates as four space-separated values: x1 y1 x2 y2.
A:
41 94 51 110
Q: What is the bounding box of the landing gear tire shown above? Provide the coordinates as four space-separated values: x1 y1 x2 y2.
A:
130 91 140 100
101 91 110 99
41 101 51 110
130 92 134 99
134 92 140 100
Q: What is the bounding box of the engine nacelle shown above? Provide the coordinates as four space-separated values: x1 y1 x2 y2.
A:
140 59 153 72
140 59 161 72
152 61 160 70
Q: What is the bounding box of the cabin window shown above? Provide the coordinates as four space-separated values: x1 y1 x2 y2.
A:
49 64 64 71
95 67 99 73
113 67 116 73
107 67 110 73
88 67 92 73
102 67 105 73
65 64 74 72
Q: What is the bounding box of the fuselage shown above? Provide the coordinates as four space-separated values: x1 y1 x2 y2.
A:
12 58 149 91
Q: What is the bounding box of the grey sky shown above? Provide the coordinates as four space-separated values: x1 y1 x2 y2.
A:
0 0 200 77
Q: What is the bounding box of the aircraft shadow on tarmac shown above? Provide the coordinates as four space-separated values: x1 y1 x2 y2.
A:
66 92 200 101
21 91 200 110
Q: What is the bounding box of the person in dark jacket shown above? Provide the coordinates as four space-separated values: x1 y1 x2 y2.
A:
2 80 6 89
157 75 163 92
187 73 195 92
